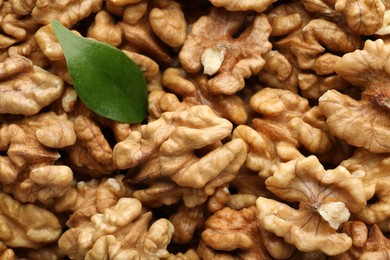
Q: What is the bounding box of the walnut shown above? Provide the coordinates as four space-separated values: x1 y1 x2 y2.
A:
149 0 187 48
114 105 247 207
123 50 160 82
119 14 172 63
179 7 272 95
156 67 248 125
332 221 390 259
169 205 204 244
31 0 103 28
66 115 116 177
54 175 133 228
208 0 277 12
262 2 359 99
302 0 386 35
0 241 14 260
0 112 75 197
233 88 333 178
319 39 390 153
87 10 122 47
163 249 200 260
199 206 294 259
58 197 174 260
340 148 390 224
9 0 36 16
0 192 61 249
15 244 65 260
256 156 367 255
0 56 64 115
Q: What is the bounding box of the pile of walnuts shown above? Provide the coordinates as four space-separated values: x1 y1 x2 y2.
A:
1 0 390 259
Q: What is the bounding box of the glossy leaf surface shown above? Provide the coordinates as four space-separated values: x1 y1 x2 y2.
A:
51 20 148 123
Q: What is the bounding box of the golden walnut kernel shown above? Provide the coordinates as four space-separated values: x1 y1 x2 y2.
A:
319 39 390 153
87 10 122 47
208 0 277 12
157 67 248 125
341 148 390 224
179 7 272 95
257 156 366 256
58 198 174 260
0 56 64 115
0 192 61 249
302 0 386 35
114 105 247 207
32 0 103 28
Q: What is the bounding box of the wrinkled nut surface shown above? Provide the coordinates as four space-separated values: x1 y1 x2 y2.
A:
179 8 272 95
320 39 390 153
0 192 61 249
208 0 277 12
58 197 174 260
257 156 366 255
0 56 64 115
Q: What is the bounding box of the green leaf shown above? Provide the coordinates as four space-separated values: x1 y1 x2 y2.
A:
51 20 148 123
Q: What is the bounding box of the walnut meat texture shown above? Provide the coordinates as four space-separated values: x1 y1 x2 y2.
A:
179 7 272 95
208 0 277 12
332 221 390 259
113 105 247 207
0 56 64 115
341 148 390 224
58 197 174 260
0 112 75 203
199 206 295 259
319 39 390 153
302 0 386 35
0 192 62 249
150 67 248 125
256 156 367 256
233 88 333 178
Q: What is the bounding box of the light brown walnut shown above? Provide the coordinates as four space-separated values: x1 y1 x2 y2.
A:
0 112 75 202
0 241 14 260
155 67 248 125
332 221 390 259
208 0 277 12
66 115 116 177
163 249 200 260
58 198 174 260
341 148 390 224
179 7 272 95
256 156 367 255
0 56 64 115
54 175 133 228
200 206 294 259
123 50 160 82
169 204 204 244
31 0 103 28
114 105 247 207
87 10 122 47
0 192 61 249
149 0 187 48
320 39 390 153
302 0 386 35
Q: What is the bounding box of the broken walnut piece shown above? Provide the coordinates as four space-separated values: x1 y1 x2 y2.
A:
54 175 133 228
0 56 64 115
114 105 247 206
257 156 366 256
200 206 294 259
87 10 122 47
158 67 248 125
179 7 272 95
169 204 204 244
0 192 61 249
302 0 386 35
333 221 390 259
0 241 14 260
0 112 75 197
319 39 390 153
208 0 277 12
32 0 103 28
340 148 390 224
149 0 187 48
58 197 174 260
